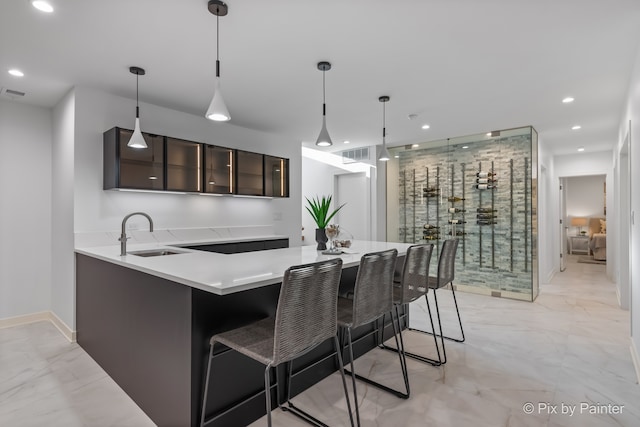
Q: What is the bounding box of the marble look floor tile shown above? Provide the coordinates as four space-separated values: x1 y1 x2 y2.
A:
3 254 640 427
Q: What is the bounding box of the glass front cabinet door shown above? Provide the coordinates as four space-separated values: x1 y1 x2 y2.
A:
166 137 202 192
203 145 234 195
264 155 289 197
103 127 165 190
236 150 264 196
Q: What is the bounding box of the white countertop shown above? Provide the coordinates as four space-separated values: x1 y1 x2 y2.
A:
75 240 413 295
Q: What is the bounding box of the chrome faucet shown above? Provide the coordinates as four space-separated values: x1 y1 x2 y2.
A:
119 212 154 256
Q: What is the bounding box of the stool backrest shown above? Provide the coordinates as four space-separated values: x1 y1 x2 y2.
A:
398 244 434 303
435 239 459 287
351 249 398 328
273 258 343 365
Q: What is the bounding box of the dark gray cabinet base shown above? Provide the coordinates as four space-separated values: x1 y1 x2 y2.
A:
76 254 405 427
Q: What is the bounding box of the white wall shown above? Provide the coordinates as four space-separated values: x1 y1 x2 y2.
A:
537 140 557 284
565 175 606 225
618 39 640 379
72 87 300 239
0 100 53 320
51 90 76 330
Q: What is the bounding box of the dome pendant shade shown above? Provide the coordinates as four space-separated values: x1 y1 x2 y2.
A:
206 78 230 121
316 116 333 147
128 117 148 149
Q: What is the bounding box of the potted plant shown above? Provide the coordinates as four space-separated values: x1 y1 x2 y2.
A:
305 195 345 250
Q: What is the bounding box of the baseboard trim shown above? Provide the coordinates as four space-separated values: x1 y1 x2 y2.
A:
0 311 76 343
631 338 640 385
49 311 76 342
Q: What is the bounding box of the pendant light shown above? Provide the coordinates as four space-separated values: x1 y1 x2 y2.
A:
315 61 333 147
127 66 147 149
378 96 391 161
206 0 231 122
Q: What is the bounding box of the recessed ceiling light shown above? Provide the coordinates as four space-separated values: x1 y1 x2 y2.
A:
8 69 24 77
462 146 469 149
31 1 54 13
562 97 575 103
412 144 419 148
572 125 581 130
421 124 430 130
343 140 350 144
394 155 399 158
486 132 492 137
577 147 585 152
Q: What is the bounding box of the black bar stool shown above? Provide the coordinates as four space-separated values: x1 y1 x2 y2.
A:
200 258 354 427
379 243 444 366
337 248 409 427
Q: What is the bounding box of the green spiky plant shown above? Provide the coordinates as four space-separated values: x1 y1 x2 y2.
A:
305 195 346 229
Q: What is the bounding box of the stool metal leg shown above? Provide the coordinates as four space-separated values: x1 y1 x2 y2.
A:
382 299 445 366
421 286 465 343
264 364 273 427
200 344 215 427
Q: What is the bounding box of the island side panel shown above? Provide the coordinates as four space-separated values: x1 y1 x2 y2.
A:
76 254 193 427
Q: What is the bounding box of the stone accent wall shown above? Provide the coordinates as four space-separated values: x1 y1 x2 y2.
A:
396 133 535 299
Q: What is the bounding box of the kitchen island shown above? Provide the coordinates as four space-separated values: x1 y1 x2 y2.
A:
75 240 412 427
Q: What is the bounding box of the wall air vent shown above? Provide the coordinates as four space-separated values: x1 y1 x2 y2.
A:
341 147 369 163
1 88 26 98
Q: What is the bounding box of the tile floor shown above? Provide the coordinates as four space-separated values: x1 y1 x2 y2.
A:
1 255 638 427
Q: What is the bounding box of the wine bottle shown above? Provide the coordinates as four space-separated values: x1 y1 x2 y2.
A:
476 178 498 184
424 192 439 198
423 224 439 229
448 207 466 213
477 214 498 219
448 219 467 224
448 231 467 236
477 208 497 213
476 172 496 178
474 184 497 190
423 187 439 192
423 235 440 241
448 196 466 202
477 220 497 225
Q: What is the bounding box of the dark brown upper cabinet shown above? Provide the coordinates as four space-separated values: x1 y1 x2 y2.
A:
264 155 289 198
104 127 289 197
104 127 165 190
236 150 264 196
166 137 202 192
203 145 234 195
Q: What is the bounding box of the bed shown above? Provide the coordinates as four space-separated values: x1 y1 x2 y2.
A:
588 217 606 261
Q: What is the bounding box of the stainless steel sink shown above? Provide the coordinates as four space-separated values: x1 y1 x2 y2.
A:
129 249 188 257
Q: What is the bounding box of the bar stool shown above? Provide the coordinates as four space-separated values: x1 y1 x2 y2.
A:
379 243 444 366
200 258 354 427
420 238 463 365
337 248 408 427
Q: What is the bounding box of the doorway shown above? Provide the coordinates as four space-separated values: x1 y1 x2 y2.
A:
334 172 371 241
560 174 607 269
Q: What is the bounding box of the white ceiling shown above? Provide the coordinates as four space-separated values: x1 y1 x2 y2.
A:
2 0 640 156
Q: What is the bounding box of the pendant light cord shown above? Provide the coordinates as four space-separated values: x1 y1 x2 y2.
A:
135 72 140 119
216 12 220 78
382 101 386 144
322 69 326 116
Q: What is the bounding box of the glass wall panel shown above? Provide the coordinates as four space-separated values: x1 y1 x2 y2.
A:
387 126 538 301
